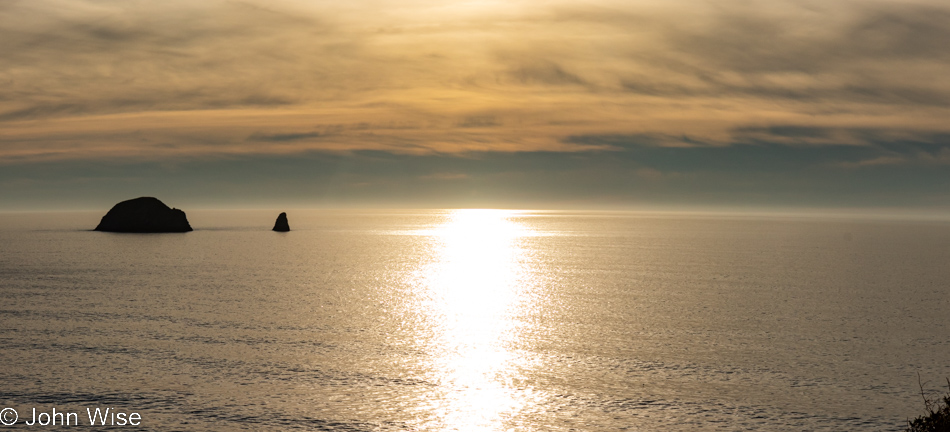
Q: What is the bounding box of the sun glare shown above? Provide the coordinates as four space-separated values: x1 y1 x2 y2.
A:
413 209 536 430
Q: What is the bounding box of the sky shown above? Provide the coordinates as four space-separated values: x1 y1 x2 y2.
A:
2 0 949 212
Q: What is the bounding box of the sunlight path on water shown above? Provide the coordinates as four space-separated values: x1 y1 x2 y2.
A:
410 209 542 431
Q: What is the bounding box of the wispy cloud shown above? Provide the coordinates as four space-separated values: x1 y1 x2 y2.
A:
2 0 950 209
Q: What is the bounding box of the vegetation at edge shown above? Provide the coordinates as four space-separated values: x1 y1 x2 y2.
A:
906 378 950 432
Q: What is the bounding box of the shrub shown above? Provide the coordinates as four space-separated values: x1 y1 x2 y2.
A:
907 378 950 432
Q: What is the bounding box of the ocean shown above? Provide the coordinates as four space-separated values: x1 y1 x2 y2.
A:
1 209 948 431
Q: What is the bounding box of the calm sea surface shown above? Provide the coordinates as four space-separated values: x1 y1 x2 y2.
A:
1 209 948 431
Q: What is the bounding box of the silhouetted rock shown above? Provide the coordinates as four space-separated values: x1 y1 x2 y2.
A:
273 212 290 232
95 197 193 233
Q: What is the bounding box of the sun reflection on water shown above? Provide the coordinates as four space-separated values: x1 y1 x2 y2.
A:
413 209 537 431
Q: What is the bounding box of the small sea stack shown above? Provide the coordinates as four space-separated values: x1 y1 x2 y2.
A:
95 197 192 233
273 212 290 232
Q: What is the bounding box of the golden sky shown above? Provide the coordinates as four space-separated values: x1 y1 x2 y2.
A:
2 0 949 209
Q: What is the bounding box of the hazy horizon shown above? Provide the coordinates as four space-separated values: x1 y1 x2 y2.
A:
5 204 950 226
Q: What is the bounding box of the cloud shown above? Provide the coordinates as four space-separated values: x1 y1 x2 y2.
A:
249 131 328 143
456 116 499 128
566 127 950 173
418 172 470 181
0 0 344 119
504 61 587 86
594 2 950 110
1 0 950 168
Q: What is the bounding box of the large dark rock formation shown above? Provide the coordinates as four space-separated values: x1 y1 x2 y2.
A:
273 212 290 232
95 197 193 233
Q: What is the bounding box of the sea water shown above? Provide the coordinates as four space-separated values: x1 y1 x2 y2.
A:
1 209 948 431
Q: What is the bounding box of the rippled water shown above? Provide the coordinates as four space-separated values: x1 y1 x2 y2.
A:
1 209 949 431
